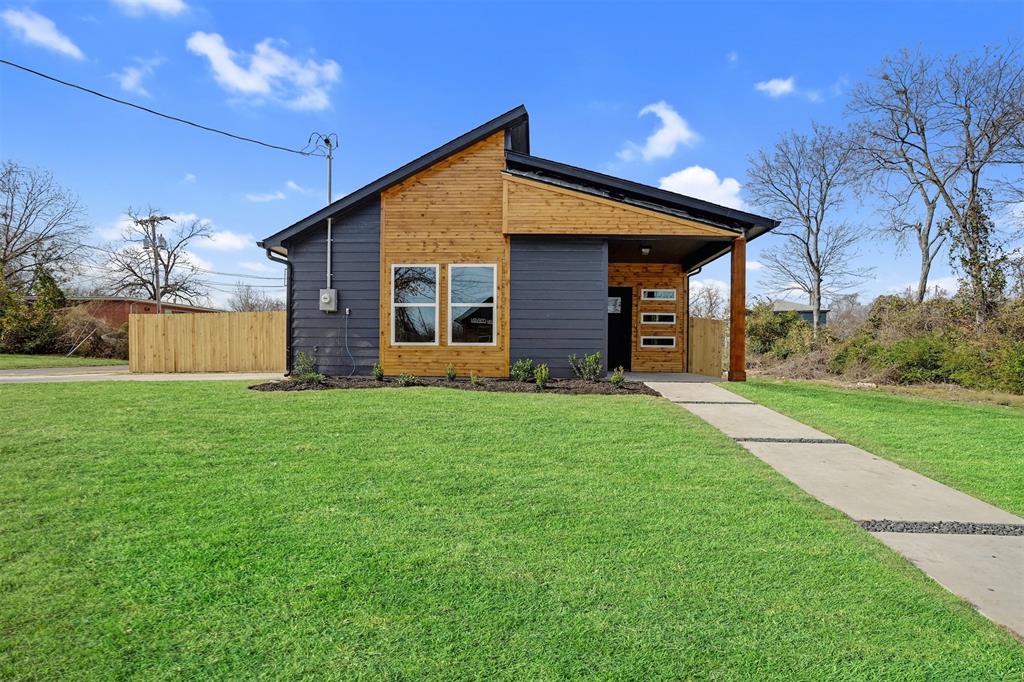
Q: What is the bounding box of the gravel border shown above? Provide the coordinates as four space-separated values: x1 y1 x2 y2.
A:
858 519 1024 536
732 437 845 444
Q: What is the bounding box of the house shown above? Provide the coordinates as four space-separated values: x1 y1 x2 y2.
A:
771 300 829 326
66 296 219 327
258 106 778 380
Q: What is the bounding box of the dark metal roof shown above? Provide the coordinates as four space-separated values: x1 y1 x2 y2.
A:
259 105 530 252
504 151 779 237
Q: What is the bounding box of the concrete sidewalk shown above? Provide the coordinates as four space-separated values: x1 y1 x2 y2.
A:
646 380 1024 639
0 366 283 383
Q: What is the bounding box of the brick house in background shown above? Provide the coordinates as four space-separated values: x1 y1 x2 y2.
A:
68 297 220 327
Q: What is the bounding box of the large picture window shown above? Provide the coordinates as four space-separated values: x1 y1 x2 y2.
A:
392 265 438 344
449 264 496 345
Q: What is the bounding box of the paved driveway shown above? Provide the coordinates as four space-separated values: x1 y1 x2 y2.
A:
0 366 284 383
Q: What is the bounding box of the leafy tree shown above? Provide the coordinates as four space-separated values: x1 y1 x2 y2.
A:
943 190 1009 326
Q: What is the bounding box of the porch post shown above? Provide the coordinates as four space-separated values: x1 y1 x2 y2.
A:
728 235 746 381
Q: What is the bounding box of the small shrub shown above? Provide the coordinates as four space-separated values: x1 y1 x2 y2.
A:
534 363 549 389
372 362 384 381
291 351 325 383
568 351 603 382
470 371 482 386
610 366 625 388
771 322 816 360
510 357 534 382
445 363 457 381
397 373 417 387
746 301 801 355
879 335 954 385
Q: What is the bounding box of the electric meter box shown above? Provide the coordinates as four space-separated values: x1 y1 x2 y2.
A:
319 288 338 312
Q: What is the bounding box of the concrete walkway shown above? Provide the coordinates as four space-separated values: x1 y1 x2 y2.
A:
646 379 1024 639
0 366 284 383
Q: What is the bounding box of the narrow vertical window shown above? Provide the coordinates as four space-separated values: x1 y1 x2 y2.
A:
449 264 496 345
392 265 438 344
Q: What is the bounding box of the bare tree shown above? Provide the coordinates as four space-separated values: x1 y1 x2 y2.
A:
746 124 872 336
0 160 88 291
689 282 726 320
103 207 210 304
851 46 1024 309
227 283 285 312
849 51 947 303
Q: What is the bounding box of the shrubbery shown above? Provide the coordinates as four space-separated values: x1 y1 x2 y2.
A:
568 351 603 382
754 293 1024 394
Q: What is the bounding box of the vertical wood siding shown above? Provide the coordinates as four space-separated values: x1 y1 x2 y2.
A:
510 237 608 377
288 197 381 375
379 132 510 377
607 262 688 372
688 316 725 377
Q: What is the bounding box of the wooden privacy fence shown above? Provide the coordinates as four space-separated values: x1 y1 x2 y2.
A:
688 316 725 377
129 311 286 373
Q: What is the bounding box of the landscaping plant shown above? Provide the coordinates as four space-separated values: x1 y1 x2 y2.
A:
291 351 325 383
470 371 481 386
510 357 534 382
534 363 549 389
445 363 457 381
398 373 417 387
610 366 625 388
568 351 603 382
372 362 385 381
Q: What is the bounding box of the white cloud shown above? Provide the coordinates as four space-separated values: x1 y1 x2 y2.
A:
285 180 309 194
754 77 795 98
1 8 84 60
186 32 340 111
111 57 163 97
182 249 214 273
726 51 739 64
617 101 699 162
747 260 764 271
182 173 197 184
111 0 187 17
241 260 276 274
805 90 823 103
245 190 286 202
658 165 746 210
203 230 253 251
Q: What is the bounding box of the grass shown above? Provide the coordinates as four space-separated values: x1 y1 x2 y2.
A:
0 353 125 370
1 382 1021 679
726 378 1024 517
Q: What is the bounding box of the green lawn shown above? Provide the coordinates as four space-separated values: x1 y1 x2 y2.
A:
0 354 125 370
725 378 1024 518
1 382 1021 679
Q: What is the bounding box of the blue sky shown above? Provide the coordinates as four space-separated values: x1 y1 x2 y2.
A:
2 0 1021 306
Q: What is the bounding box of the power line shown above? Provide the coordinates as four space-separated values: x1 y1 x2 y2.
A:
1 59 323 158
72 242 283 280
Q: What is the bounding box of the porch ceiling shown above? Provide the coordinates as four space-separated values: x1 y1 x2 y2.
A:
608 236 733 269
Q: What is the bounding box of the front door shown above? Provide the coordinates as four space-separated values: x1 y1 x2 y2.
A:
607 286 632 371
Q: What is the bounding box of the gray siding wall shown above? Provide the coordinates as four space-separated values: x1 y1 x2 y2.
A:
288 197 380 375
510 237 608 378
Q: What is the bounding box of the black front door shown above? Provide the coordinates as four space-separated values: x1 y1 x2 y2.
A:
607 286 632 371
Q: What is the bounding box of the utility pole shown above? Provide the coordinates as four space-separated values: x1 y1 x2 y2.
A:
138 214 173 313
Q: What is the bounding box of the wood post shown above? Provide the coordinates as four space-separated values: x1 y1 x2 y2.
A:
728 236 746 381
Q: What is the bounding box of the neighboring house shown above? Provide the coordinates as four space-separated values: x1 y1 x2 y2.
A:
259 106 779 379
771 300 829 326
67 297 219 327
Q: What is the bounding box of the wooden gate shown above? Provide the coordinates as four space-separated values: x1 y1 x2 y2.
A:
129 311 286 373
687 316 725 377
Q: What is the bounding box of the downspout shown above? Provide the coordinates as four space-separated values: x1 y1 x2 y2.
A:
265 248 293 374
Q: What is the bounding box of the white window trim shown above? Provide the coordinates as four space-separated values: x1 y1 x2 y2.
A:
448 263 498 346
640 335 677 349
641 312 676 325
391 264 439 346
641 288 677 301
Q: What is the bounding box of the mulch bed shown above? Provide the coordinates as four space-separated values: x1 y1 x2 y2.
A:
250 375 659 396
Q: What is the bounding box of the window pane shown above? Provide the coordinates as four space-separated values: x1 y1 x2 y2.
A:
394 267 436 304
451 305 494 344
642 289 676 300
394 306 436 343
450 266 494 304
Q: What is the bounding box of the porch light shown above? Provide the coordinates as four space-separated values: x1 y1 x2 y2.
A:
640 245 651 256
